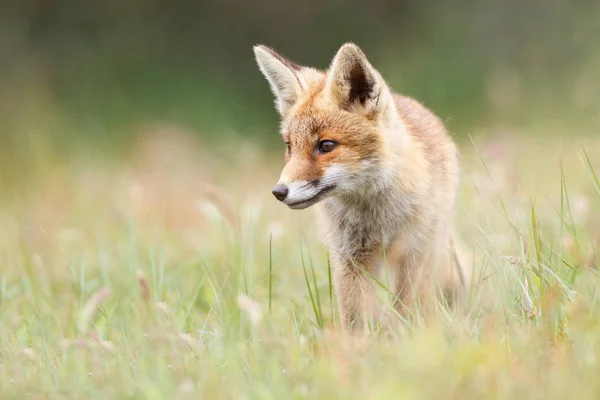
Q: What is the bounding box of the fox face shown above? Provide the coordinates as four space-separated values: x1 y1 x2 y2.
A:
254 43 405 209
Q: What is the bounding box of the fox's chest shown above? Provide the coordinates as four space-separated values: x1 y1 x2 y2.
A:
318 198 409 261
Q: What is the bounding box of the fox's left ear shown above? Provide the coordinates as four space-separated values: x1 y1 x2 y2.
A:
326 43 392 118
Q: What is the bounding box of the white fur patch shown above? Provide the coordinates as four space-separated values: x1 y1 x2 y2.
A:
284 180 319 204
278 164 346 207
321 165 345 186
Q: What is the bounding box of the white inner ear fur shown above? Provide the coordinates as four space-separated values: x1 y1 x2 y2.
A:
254 46 304 116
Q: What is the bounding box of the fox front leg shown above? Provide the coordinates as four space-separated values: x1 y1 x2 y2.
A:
392 250 438 316
333 256 379 333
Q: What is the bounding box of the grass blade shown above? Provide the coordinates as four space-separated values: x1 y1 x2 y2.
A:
269 232 273 316
300 238 323 330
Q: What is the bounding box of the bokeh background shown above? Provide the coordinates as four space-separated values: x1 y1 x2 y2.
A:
1 0 599 181
1 3 600 397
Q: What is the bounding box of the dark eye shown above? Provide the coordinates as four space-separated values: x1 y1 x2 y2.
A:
317 140 337 153
285 142 291 154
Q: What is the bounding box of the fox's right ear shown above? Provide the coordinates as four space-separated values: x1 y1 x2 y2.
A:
254 45 305 116
326 43 391 118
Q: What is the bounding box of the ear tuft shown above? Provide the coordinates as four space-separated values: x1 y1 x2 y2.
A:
253 45 304 116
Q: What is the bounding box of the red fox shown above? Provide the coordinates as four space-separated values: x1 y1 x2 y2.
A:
254 43 470 332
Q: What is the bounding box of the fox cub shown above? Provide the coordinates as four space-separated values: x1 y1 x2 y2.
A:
254 43 469 331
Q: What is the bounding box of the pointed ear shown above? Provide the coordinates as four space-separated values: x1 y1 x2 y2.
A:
253 45 305 116
326 43 390 117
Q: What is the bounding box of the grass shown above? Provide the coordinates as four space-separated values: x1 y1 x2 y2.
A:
1 125 600 399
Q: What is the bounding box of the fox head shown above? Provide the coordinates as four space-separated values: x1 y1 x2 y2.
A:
254 43 405 209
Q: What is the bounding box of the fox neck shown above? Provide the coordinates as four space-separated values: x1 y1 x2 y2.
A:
318 132 425 258
319 170 402 260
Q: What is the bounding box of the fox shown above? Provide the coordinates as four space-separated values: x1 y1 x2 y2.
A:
253 43 470 332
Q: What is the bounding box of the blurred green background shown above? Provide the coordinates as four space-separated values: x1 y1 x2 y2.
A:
0 0 598 164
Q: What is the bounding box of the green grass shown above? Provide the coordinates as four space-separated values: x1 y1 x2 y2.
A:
1 128 600 399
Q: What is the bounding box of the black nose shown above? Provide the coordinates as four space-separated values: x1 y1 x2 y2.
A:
272 184 288 201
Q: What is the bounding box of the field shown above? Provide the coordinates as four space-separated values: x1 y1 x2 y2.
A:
1 122 600 399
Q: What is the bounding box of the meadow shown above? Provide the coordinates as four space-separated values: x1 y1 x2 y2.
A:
0 116 599 399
